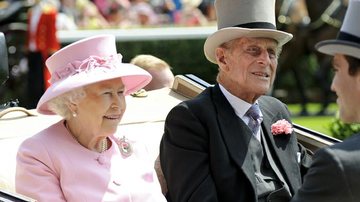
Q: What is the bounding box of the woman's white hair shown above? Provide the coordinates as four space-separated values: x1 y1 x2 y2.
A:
47 88 86 119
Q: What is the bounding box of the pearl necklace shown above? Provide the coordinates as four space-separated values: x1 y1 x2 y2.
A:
64 121 108 153
99 137 108 153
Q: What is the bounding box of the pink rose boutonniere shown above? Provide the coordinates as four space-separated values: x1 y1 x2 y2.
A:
271 119 293 135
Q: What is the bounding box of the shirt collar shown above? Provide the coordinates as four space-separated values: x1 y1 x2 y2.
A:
219 84 254 119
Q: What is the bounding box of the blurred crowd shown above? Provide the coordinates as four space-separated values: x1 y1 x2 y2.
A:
26 0 217 30
0 0 218 108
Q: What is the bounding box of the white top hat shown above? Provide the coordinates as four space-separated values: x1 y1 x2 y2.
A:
203 0 293 64
315 0 360 59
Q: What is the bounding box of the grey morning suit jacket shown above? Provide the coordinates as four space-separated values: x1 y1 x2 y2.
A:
291 133 360 202
160 84 311 202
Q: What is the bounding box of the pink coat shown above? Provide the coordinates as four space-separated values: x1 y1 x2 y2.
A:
15 120 166 202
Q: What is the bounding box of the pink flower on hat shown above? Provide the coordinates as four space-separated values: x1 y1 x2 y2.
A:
51 54 121 83
271 119 293 135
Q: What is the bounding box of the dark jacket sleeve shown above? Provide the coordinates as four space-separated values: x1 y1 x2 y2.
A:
291 147 353 202
160 102 218 202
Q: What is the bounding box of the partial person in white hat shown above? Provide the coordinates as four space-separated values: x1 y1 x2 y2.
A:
159 0 312 201
15 35 167 201
291 0 360 201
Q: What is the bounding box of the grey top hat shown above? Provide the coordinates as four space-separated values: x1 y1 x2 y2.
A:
316 0 360 60
203 0 293 64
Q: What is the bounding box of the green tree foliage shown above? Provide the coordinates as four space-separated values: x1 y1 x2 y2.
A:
329 116 360 140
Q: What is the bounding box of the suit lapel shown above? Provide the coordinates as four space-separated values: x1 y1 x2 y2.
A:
211 85 258 189
259 99 301 192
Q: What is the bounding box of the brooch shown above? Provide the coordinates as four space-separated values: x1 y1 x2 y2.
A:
130 89 148 97
119 136 133 157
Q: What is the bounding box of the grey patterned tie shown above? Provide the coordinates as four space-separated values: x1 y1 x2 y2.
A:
246 104 263 139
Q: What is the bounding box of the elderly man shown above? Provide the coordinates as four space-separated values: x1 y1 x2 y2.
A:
159 0 312 201
291 0 360 201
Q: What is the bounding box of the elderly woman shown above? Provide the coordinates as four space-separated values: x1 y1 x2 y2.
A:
15 35 167 201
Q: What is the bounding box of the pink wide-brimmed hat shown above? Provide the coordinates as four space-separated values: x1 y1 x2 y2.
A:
204 0 293 64
36 35 152 115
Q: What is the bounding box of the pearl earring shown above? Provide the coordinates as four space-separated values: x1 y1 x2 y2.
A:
72 112 77 117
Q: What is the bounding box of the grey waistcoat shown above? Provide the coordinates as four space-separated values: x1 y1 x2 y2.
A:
249 130 291 202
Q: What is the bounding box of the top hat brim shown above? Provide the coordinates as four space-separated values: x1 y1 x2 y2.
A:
315 39 360 60
204 27 293 64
